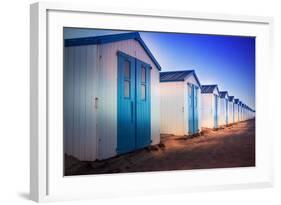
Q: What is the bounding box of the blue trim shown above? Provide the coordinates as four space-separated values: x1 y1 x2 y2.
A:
65 32 161 71
186 71 201 88
117 50 133 58
188 84 199 134
117 51 152 69
136 37 161 71
65 32 140 46
160 79 185 82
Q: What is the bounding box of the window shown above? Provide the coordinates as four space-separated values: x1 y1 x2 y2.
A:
141 65 146 100
124 80 130 98
124 60 131 98
141 84 146 100
141 66 146 83
124 60 130 79
194 87 198 107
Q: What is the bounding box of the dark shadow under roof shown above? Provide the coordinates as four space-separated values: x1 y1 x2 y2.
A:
64 32 161 70
201 85 218 94
160 70 201 86
228 96 234 101
219 91 228 98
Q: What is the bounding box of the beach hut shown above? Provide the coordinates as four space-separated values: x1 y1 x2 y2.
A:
201 85 220 129
159 70 202 136
248 107 253 119
249 107 255 119
244 105 248 120
243 104 248 121
245 105 250 120
64 32 161 161
228 96 235 124
219 91 229 126
234 99 239 122
251 109 256 119
241 103 245 121
238 101 242 121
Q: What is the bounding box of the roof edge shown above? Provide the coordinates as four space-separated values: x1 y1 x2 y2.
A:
64 32 161 71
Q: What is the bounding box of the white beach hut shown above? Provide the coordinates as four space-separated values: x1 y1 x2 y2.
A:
201 85 220 129
248 106 255 120
64 32 161 161
241 103 245 121
219 91 229 126
244 105 250 120
228 96 235 124
242 103 249 121
234 98 240 122
238 101 243 121
251 109 256 119
159 70 202 136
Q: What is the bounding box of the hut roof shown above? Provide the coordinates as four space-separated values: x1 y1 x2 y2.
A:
160 70 201 87
65 32 161 70
201 84 219 94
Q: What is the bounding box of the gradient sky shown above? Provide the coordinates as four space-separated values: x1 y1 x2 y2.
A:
64 28 255 109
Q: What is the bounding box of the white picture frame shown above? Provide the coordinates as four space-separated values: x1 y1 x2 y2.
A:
30 2 274 202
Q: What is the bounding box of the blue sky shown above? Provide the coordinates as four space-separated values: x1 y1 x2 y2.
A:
64 28 255 109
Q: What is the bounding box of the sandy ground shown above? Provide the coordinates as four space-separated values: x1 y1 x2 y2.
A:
65 119 255 176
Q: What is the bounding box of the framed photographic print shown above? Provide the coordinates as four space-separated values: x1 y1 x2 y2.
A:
30 2 274 202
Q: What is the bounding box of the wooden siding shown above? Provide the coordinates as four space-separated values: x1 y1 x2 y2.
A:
201 93 220 128
234 104 238 122
160 82 185 135
201 94 213 128
64 45 98 161
219 97 227 126
228 101 234 124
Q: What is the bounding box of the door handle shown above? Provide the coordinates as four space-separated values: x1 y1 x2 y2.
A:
94 97 98 109
131 101 134 123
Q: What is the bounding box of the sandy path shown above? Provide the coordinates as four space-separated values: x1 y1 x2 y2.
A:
65 119 255 175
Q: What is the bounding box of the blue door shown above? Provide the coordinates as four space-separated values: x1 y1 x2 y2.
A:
117 52 151 154
214 95 218 128
135 60 151 149
188 84 194 134
194 86 199 133
188 84 199 134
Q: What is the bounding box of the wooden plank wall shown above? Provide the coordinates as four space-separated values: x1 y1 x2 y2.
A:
64 45 98 161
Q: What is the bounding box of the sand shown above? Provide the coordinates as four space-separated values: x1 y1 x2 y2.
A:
65 119 255 176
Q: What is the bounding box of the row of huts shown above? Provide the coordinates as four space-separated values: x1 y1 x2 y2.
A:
160 71 255 136
64 32 255 161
